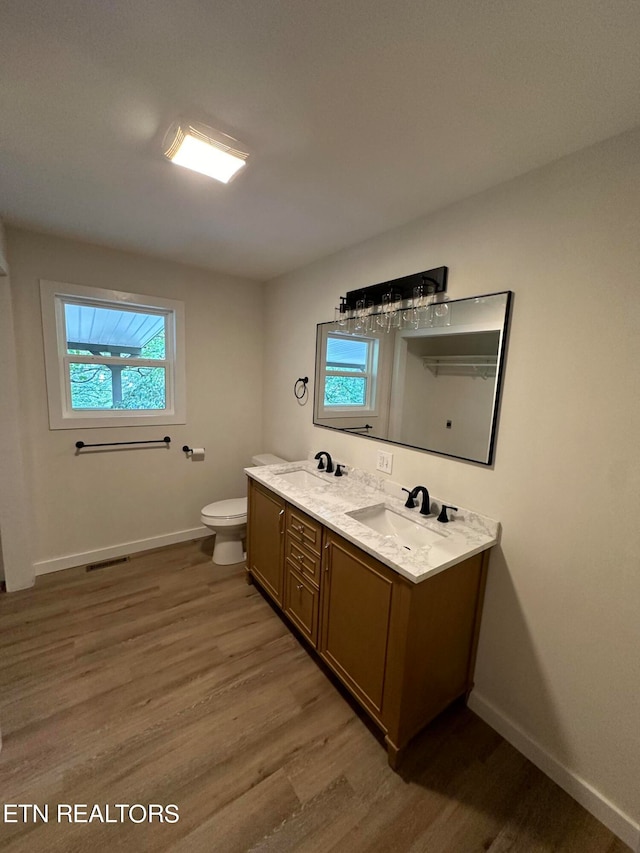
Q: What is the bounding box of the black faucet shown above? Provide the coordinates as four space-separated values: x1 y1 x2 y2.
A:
314 451 334 473
404 485 431 515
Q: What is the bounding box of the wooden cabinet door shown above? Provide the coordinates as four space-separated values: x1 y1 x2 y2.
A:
319 533 395 719
284 566 319 646
247 481 285 605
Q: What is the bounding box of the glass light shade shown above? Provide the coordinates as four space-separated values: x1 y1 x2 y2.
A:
164 124 248 184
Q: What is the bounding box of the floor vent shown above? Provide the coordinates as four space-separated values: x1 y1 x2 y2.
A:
86 556 130 572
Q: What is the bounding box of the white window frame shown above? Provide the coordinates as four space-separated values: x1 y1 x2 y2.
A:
317 328 379 419
40 280 186 429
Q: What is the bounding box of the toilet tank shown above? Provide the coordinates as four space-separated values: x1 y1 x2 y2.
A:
251 453 286 466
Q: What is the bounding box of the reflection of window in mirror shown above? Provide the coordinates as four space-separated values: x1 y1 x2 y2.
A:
318 331 379 417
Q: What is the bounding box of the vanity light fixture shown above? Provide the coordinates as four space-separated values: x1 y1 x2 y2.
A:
335 266 448 330
163 122 249 184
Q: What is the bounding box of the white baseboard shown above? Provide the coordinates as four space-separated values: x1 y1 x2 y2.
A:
33 526 211 576
468 691 640 852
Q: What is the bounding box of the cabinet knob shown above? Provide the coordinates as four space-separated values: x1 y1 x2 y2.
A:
296 554 304 563
292 523 304 533
296 583 303 591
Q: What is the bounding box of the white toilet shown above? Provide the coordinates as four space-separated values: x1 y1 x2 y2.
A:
200 453 285 565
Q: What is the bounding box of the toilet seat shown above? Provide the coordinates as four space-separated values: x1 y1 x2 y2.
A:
201 497 247 521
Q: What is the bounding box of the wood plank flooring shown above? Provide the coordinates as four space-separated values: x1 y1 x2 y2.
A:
0 540 630 852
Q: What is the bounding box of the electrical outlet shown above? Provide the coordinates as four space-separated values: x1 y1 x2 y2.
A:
376 449 393 474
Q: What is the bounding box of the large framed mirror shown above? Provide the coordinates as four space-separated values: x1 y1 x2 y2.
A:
313 291 512 465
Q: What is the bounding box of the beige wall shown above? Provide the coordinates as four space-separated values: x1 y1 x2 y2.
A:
0 221 34 590
262 127 640 840
7 228 264 569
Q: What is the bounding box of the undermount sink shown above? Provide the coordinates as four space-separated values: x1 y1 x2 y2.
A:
275 469 329 489
347 505 446 551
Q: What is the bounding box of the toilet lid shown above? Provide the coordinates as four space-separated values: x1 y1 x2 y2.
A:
201 497 247 520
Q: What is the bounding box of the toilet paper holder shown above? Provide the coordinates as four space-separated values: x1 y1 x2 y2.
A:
182 445 205 459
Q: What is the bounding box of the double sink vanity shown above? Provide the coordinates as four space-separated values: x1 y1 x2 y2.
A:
245 457 499 768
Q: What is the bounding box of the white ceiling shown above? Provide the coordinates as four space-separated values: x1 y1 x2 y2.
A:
1 0 639 281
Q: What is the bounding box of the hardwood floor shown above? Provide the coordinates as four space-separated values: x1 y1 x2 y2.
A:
0 540 629 852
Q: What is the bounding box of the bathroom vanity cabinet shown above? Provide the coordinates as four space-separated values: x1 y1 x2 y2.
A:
246 477 489 768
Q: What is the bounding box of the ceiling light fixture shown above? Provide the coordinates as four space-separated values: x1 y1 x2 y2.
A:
163 122 248 184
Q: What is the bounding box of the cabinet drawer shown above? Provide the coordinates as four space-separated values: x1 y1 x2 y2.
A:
286 506 322 555
284 566 319 646
285 538 321 586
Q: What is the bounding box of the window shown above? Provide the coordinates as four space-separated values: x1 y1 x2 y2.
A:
317 330 379 418
40 280 186 429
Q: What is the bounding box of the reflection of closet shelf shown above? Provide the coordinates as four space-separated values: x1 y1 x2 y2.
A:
421 355 497 379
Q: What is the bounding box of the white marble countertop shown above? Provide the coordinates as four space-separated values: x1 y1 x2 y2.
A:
244 460 500 584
